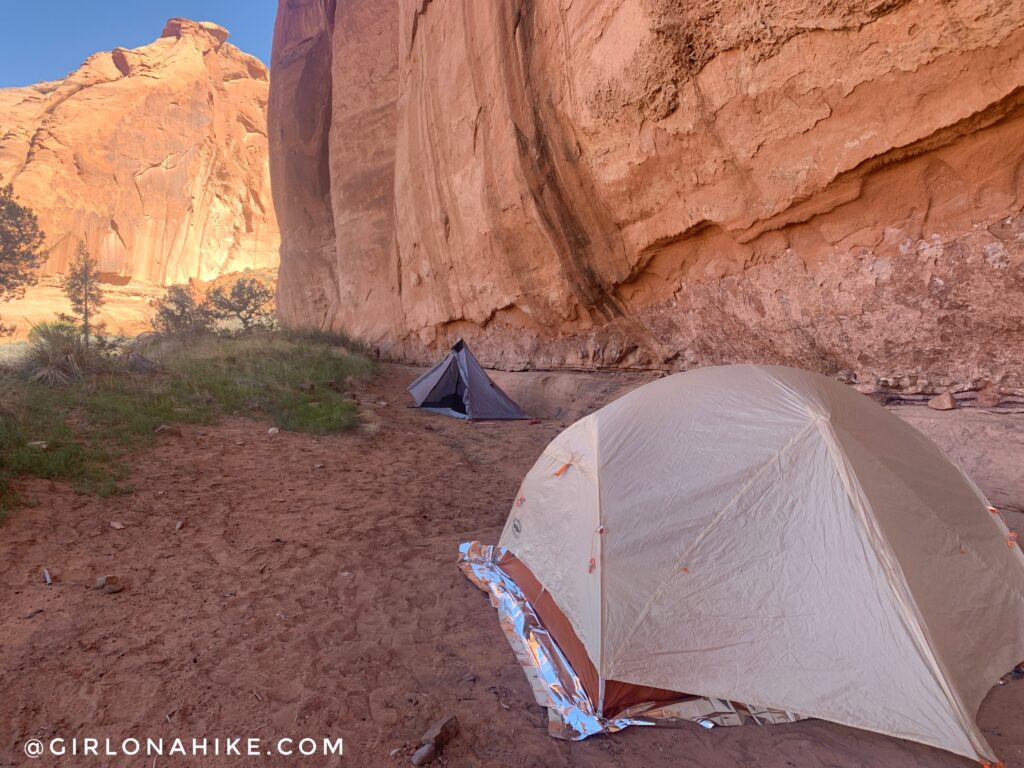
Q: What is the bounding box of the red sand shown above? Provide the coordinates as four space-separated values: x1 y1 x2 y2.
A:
1 366 1022 767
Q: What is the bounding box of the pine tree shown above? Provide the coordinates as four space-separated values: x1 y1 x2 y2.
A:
62 241 105 351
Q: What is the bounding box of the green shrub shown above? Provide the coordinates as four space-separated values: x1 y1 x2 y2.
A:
206 277 276 332
152 285 215 337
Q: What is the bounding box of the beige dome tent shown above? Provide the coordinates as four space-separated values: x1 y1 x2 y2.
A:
460 365 1024 763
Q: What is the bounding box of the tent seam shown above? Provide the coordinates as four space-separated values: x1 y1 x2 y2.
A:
835 424 1024 605
455 352 471 418
815 418 995 762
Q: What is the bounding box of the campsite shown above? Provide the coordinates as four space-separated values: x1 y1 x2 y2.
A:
2 362 1023 766
2 1 1024 766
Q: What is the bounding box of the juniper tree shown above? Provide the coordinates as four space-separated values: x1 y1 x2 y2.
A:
152 285 215 337
0 180 48 334
206 276 276 332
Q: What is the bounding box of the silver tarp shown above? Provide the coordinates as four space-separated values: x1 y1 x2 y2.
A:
458 541 645 739
459 541 805 739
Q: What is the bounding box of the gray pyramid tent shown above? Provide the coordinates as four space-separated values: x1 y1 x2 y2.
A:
408 340 527 420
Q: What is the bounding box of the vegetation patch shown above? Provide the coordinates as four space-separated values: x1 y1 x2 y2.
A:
0 175 368 513
0 331 373 511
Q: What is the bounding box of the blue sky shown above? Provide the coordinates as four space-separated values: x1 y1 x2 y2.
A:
0 1 278 88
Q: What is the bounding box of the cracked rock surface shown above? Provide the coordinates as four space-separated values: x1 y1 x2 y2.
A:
0 18 278 285
270 0 1024 394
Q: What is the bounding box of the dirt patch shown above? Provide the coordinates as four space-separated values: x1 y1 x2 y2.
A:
1 365 1021 767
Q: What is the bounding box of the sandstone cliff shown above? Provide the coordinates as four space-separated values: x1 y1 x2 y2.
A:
0 19 278 286
270 0 1024 394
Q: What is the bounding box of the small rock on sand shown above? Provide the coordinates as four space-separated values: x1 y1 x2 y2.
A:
110 521 126 530
95 575 124 594
268 427 280 435
175 520 185 531
155 424 182 436
977 386 1002 408
412 714 459 765
928 392 956 411
410 744 435 766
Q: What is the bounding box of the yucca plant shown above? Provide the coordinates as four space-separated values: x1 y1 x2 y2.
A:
19 322 90 385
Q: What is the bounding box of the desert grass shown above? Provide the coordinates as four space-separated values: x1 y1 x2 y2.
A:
0 330 373 511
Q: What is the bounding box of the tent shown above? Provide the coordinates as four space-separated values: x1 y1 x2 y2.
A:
459 365 1024 762
408 340 527 420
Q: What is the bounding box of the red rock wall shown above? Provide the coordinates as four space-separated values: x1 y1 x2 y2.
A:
0 19 278 285
270 0 1024 393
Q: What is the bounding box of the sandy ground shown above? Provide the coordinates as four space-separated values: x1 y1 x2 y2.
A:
0 280 159 340
1 365 1022 768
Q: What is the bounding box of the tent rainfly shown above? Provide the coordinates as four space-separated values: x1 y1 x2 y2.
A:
459 365 1024 763
408 340 527 420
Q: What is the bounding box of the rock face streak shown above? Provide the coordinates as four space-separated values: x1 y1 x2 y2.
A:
0 19 278 285
270 0 1024 392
